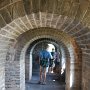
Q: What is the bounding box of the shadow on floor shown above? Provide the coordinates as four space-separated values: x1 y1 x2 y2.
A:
26 71 65 90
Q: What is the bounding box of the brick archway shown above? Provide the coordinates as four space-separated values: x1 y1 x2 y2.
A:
5 28 81 90
25 38 69 81
0 1 89 90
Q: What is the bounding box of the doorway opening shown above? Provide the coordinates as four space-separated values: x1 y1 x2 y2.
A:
25 39 67 90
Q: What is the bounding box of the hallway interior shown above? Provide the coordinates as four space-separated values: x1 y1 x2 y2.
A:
26 70 65 90
0 0 90 90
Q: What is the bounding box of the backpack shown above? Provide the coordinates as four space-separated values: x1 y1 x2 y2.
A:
40 58 48 67
40 51 49 67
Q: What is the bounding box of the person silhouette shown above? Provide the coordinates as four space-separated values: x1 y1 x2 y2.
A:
49 48 56 73
38 44 52 85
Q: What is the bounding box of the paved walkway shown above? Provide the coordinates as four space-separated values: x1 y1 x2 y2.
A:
26 71 65 90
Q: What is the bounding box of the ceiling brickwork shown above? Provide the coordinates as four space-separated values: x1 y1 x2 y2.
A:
0 1 90 90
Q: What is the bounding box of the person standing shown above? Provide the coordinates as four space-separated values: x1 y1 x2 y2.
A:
49 48 56 73
54 50 60 74
38 44 52 85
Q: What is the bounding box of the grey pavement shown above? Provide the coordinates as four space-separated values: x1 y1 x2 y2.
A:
26 71 65 90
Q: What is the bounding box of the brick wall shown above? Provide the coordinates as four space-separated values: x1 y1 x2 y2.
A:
0 58 5 90
0 0 90 90
16 28 82 90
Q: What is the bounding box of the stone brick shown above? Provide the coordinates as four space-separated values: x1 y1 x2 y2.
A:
28 14 37 28
73 27 89 37
9 22 24 33
14 18 28 31
0 9 12 24
32 0 40 13
0 15 6 28
21 16 32 30
0 0 89 90
23 0 32 15
76 33 90 41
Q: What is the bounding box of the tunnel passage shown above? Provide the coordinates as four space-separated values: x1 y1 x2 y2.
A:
4 28 81 90
25 38 68 81
0 1 90 90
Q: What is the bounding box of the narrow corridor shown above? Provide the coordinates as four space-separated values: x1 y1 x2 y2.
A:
26 71 65 90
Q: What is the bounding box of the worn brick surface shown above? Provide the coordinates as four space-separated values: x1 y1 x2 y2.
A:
0 0 89 90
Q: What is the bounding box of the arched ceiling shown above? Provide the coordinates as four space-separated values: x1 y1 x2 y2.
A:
0 0 89 53
16 28 72 49
0 0 90 26
0 1 89 90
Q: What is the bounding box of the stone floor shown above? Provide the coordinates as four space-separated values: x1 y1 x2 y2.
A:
26 71 65 90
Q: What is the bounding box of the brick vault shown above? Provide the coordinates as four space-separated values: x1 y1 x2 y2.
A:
0 0 90 90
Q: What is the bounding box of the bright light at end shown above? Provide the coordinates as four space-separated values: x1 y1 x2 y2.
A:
48 44 55 52
53 80 55 81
